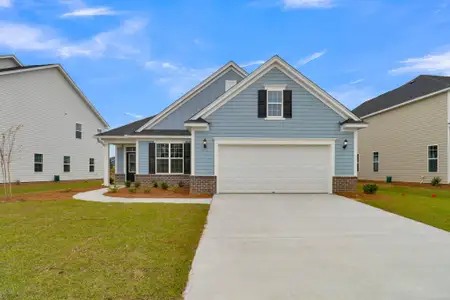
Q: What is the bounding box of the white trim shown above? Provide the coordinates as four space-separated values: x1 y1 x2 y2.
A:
225 80 237 91
0 55 23 66
266 89 283 118
191 130 196 175
360 87 450 119
341 123 368 131
123 146 127 174
213 138 336 194
265 117 286 121
114 145 119 171
264 84 287 91
103 143 110 186
427 144 439 173
137 62 247 132
184 123 210 130
0 64 109 127
192 56 360 122
135 141 139 175
354 131 358 176
155 142 184 175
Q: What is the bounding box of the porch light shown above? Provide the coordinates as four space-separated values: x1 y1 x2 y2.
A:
343 139 348 149
203 138 207 149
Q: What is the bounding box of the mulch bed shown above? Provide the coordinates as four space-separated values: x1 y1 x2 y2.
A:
104 187 211 199
1 187 100 203
337 192 392 201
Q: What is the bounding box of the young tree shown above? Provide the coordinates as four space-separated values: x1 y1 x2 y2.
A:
0 125 23 199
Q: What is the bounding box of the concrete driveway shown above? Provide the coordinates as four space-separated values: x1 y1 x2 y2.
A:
184 194 450 300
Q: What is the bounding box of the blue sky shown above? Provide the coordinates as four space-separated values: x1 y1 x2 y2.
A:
1 0 450 129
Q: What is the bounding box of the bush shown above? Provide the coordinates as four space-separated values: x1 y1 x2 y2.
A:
134 181 141 189
431 177 442 186
144 187 152 193
178 181 184 188
363 184 378 194
125 180 131 188
15 180 21 185
152 181 158 188
108 185 119 193
109 177 114 185
168 184 179 192
128 187 137 193
161 182 169 190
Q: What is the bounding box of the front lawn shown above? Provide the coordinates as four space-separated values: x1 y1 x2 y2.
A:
0 180 102 195
0 200 209 299
351 183 450 232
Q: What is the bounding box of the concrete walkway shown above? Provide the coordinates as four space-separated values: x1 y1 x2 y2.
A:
73 188 211 204
185 194 450 300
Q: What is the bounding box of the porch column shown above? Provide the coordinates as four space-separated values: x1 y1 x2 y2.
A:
103 142 110 186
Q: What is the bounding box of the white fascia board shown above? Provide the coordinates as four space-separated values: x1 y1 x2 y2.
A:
0 64 109 127
360 87 450 120
184 123 210 130
214 137 336 146
136 62 248 132
192 56 360 122
340 123 368 131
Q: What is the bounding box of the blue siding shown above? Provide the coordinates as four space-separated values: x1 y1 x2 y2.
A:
195 67 354 176
152 69 244 130
138 141 150 174
116 146 124 174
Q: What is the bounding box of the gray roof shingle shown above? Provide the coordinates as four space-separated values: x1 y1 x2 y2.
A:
97 116 155 136
353 75 450 118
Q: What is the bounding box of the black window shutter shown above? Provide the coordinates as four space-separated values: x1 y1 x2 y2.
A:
148 142 156 174
184 142 191 175
258 90 267 118
283 90 292 118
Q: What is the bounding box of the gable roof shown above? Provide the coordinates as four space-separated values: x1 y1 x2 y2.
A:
97 116 154 136
0 63 108 127
190 55 361 122
353 75 450 118
0 55 23 67
136 61 248 132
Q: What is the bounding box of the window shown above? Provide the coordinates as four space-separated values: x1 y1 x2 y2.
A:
34 154 43 172
156 143 184 174
373 152 379 172
357 154 360 172
267 90 283 118
64 156 70 172
89 158 95 172
97 128 102 134
225 80 237 91
76 123 82 139
428 145 438 172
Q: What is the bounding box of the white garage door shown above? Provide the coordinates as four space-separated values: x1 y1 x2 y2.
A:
217 144 332 194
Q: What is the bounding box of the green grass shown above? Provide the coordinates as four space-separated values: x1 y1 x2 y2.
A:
358 183 450 231
0 180 102 195
0 200 209 299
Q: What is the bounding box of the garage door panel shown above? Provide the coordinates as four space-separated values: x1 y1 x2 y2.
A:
218 144 331 194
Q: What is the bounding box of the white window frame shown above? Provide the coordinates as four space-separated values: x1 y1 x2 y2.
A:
34 153 43 173
64 156 71 173
265 85 286 120
156 143 184 174
225 80 237 91
427 144 439 173
373 152 379 172
89 158 95 173
76 123 83 139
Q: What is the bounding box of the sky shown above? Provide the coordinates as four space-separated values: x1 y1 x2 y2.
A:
1 0 450 129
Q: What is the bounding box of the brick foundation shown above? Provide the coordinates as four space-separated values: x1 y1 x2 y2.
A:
135 174 190 187
190 176 216 195
115 174 125 185
333 176 357 193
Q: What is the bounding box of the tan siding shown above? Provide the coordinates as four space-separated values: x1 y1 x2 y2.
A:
0 57 20 70
358 92 448 183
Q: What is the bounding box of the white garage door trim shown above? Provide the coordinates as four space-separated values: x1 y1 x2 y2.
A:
214 138 336 194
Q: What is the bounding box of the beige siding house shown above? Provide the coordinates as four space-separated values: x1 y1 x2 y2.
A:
354 75 450 184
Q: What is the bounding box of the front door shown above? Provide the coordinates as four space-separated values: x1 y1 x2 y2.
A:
126 152 136 182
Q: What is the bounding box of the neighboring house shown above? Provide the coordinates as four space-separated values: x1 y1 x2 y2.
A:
353 75 450 184
98 56 366 194
0 55 109 183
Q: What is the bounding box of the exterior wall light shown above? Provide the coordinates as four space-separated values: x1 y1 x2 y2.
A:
203 138 207 149
343 139 348 149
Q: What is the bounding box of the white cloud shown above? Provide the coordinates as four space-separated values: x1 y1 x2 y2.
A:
349 79 364 85
125 112 143 119
240 60 265 68
0 18 148 59
330 84 376 109
0 0 12 8
283 0 334 9
389 50 450 75
296 49 327 67
61 7 119 18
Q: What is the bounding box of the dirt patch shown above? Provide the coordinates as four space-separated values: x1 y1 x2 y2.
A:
359 180 450 190
1 187 100 203
104 187 211 199
337 192 392 201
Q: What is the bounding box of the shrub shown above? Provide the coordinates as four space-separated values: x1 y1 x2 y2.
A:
152 181 158 188
128 187 137 193
109 177 115 185
134 181 141 189
144 187 152 193
161 182 169 190
363 184 378 194
15 180 21 185
168 184 180 192
431 177 442 186
178 180 184 188
125 180 131 188
108 185 119 193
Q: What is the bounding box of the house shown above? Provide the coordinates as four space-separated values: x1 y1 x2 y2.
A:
0 55 109 183
97 55 367 194
353 75 450 184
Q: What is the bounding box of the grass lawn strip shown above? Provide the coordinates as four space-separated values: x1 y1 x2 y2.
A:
0 180 102 195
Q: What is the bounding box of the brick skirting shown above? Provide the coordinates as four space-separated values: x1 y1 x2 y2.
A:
333 176 357 193
190 176 216 195
115 174 125 185
135 174 190 187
